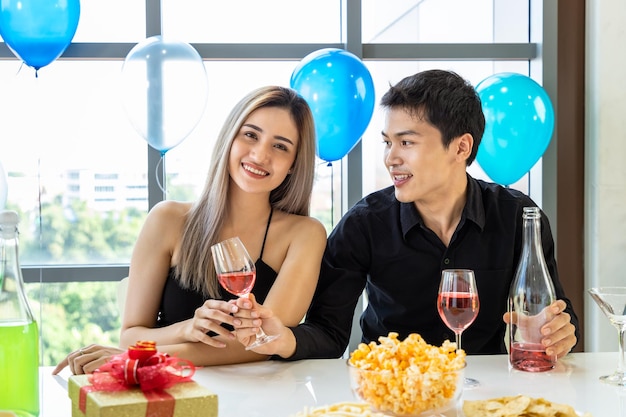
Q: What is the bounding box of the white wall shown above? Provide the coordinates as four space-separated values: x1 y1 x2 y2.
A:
585 0 626 351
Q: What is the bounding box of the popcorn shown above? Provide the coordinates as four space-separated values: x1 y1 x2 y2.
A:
348 332 466 415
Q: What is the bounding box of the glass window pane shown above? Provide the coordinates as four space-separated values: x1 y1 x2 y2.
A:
72 0 146 42
362 0 530 43
362 60 533 199
28 281 121 366
162 0 342 43
0 0 145 43
0 61 148 265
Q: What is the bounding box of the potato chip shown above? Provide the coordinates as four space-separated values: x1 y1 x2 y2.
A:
289 402 386 416
462 395 589 417
502 395 532 415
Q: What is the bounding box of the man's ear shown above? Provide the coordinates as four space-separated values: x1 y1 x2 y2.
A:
457 133 474 161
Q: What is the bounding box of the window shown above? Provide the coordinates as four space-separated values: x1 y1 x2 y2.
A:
362 0 529 43
0 0 539 365
0 61 148 266
161 0 342 44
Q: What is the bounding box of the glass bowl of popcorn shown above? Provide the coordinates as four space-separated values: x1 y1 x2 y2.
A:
347 333 466 417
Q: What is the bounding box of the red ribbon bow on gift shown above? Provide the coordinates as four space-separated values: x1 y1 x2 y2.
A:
89 341 195 392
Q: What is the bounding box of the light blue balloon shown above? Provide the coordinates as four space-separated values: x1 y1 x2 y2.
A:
0 0 80 72
121 36 209 155
290 48 375 162
476 73 554 186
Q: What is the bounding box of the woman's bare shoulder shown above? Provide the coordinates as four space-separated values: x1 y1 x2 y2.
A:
150 200 193 216
143 200 193 233
150 200 193 215
282 212 327 240
137 201 194 262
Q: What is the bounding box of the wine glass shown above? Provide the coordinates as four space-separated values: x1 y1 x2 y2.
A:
588 287 626 386
438 268 480 388
211 236 280 350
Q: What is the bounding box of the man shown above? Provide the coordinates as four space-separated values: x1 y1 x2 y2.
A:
236 69 579 360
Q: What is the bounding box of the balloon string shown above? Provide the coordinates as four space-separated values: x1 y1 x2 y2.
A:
37 158 44 365
328 161 334 229
155 154 166 197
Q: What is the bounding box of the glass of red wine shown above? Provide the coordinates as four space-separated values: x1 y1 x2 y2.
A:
210 236 279 350
438 268 480 388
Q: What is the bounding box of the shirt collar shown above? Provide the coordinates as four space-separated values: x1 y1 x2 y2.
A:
464 174 486 231
398 174 486 237
399 199 420 238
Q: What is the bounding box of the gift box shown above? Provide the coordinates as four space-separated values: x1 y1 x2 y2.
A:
68 374 218 417
67 341 217 417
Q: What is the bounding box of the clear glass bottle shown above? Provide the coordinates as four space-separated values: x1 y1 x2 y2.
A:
0 210 39 417
508 206 557 372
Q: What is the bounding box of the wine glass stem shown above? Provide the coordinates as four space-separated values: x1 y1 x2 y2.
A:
618 328 626 374
456 331 462 352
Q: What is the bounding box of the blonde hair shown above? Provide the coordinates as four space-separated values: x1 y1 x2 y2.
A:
176 86 317 297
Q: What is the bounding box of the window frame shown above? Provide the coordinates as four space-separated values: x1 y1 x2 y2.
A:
0 0 543 284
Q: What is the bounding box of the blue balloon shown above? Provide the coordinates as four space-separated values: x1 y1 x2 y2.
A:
290 48 375 162
0 0 80 72
476 72 554 186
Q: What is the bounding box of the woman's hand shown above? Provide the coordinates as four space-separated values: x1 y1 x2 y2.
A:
181 299 241 347
52 344 124 375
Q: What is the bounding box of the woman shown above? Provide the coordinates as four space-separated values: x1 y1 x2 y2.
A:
53 86 326 374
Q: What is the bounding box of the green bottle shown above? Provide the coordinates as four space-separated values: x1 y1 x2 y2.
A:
0 210 39 417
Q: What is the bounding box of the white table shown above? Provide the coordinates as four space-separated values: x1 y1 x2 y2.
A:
42 352 624 416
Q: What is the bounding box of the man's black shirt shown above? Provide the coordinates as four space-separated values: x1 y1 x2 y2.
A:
288 175 579 360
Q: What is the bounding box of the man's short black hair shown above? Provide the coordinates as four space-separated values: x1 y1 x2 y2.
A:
380 69 485 165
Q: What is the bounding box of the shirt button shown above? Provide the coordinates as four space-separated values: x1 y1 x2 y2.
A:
444 258 450 265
